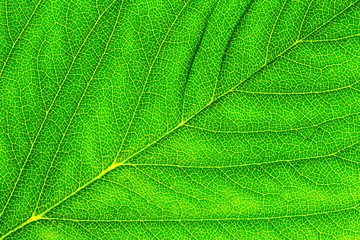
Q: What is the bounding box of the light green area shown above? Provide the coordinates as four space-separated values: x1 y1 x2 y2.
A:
1 0 360 239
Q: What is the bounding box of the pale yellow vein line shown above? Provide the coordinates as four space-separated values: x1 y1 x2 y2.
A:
0 0 117 223
210 0 255 101
180 0 220 121
28 140 360 229
0 0 42 79
238 0 360 90
0 2 122 240
264 0 288 65
33 0 124 217
299 0 359 41
183 111 360 134
112 0 190 164
3 2 358 238
280 56 322 70
120 140 360 170
233 81 360 95
29 121 190 224
5 0 14 44
0 215 42 240
31 2 360 223
40 204 359 222
296 0 314 41
0 0 44 219
301 34 360 43
18 2 358 226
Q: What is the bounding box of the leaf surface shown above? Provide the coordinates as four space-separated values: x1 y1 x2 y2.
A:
1 0 360 239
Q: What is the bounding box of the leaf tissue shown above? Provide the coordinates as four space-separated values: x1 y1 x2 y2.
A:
1 0 360 239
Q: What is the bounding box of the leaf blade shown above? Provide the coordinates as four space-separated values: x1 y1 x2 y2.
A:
1 0 360 239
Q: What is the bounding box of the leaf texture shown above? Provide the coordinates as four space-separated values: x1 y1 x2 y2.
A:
1 0 360 239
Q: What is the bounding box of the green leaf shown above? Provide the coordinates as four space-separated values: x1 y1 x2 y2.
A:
1 0 360 239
